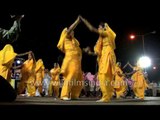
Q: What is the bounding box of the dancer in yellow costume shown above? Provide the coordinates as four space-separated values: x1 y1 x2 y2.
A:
35 59 45 96
114 62 127 99
80 16 116 102
57 16 83 100
128 62 148 100
49 63 60 98
0 44 30 82
18 51 36 96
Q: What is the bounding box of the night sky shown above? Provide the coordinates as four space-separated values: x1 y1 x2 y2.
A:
1 2 160 82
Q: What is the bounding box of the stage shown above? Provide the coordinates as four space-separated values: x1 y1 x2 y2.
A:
1 96 160 105
0 96 160 117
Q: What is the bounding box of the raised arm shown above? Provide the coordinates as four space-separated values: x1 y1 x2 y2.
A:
1 15 24 42
16 51 30 57
128 62 134 69
117 71 125 77
122 62 129 69
67 16 81 35
30 51 36 65
12 65 22 69
79 16 98 34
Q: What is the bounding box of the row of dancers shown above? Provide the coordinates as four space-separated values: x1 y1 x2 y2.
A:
0 15 148 102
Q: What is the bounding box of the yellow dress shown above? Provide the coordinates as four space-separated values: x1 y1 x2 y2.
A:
94 25 116 102
35 59 45 94
0 44 17 82
114 66 127 98
131 66 148 99
49 66 60 97
18 59 36 96
57 28 83 99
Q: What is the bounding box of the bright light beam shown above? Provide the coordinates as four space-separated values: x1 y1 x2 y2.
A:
138 56 151 68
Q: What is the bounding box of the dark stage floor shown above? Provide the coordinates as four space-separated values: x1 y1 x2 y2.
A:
1 96 160 105
0 96 160 117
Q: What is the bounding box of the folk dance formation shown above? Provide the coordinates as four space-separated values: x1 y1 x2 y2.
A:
0 15 149 102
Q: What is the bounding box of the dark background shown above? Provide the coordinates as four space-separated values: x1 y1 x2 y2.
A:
0 1 160 82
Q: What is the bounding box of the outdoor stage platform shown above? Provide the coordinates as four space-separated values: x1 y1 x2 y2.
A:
1 96 160 105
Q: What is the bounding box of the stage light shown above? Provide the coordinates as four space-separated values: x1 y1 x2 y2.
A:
138 56 151 68
129 34 135 40
153 66 157 70
16 60 21 64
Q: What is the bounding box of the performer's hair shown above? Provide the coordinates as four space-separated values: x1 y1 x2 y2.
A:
99 22 105 28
